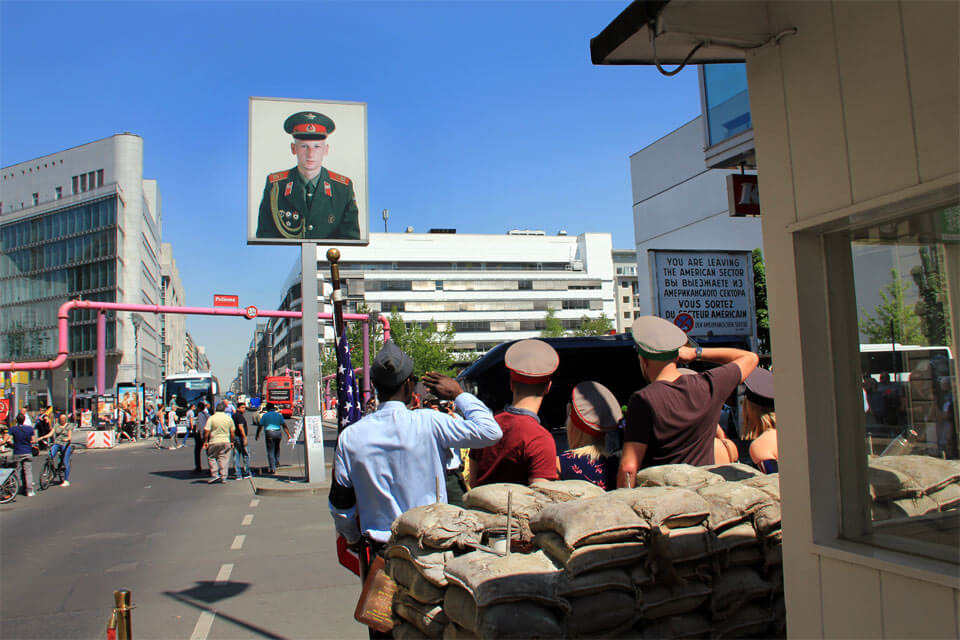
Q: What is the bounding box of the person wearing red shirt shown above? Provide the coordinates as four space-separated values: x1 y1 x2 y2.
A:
470 339 559 486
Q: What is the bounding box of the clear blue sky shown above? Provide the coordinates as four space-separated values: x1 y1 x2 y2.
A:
1 1 700 384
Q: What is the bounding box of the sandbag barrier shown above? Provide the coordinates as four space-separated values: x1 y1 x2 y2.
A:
385 458 960 638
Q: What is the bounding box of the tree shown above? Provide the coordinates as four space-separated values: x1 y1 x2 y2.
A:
859 269 924 345
572 313 614 337
540 308 566 338
752 248 771 354
911 246 952 346
387 308 457 376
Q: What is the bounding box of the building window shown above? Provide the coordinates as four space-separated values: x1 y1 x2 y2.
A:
88 171 96 189
703 63 751 147
622 296 630 303
32 193 39 206
55 186 62 199
80 174 87 192
823 204 958 563
72 176 79 194
96 169 104 187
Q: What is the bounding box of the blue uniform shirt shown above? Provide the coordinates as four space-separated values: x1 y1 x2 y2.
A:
330 393 501 543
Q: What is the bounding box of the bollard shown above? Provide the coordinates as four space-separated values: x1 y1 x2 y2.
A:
106 610 117 640
114 589 133 640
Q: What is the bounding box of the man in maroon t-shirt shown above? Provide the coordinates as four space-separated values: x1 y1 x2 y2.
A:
618 316 759 488
470 339 559 486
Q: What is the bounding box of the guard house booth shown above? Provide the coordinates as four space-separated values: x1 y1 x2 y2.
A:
593 2 958 638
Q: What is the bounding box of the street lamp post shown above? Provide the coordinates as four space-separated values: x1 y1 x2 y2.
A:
131 313 144 430
382 208 389 232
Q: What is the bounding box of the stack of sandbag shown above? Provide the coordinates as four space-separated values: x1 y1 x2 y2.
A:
868 455 960 521
387 470 786 639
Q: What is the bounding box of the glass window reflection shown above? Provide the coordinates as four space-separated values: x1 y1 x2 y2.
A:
703 64 752 146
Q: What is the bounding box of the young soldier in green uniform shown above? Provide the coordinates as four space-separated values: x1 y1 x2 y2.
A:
256 111 360 241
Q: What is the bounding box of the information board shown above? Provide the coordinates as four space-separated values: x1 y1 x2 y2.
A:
652 250 755 338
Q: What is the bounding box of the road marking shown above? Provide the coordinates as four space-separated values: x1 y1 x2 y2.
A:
241 514 254 526
249 498 259 508
230 535 245 550
144 485 151 489
215 563 233 584
190 611 216 640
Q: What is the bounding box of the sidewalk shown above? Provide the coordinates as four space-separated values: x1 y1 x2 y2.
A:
251 463 333 496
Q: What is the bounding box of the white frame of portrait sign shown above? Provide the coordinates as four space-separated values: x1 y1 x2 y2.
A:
247 96 369 246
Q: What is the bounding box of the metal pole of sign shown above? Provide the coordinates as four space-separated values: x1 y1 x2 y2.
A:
300 243 325 483
326 249 347 434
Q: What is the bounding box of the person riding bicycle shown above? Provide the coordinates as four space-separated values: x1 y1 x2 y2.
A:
4 413 37 496
39 413 74 487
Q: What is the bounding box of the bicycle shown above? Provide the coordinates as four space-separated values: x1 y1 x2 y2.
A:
38 446 69 490
0 456 23 503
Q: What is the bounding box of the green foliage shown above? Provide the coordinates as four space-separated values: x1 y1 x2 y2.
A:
387 308 457 376
910 247 952 346
572 313 614 337
540 308 566 338
859 269 925 345
752 248 770 354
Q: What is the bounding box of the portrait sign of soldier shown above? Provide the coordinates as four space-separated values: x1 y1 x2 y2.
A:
248 98 368 245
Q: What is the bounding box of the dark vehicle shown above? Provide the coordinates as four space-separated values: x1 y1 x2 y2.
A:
458 334 644 433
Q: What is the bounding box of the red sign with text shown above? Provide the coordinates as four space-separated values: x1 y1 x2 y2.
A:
726 174 760 217
214 295 239 307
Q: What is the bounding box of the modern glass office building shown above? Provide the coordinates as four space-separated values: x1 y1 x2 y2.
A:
0 134 164 408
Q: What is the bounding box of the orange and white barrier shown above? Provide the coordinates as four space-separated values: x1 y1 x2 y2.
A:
86 431 115 449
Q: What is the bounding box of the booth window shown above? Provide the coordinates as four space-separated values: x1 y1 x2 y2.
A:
702 64 751 147
828 204 958 563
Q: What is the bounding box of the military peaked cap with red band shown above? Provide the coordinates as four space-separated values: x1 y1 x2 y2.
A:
284 111 336 140
504 339 558 384
570 381 622 436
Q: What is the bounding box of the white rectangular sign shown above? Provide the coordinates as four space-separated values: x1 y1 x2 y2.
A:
652 250 755 337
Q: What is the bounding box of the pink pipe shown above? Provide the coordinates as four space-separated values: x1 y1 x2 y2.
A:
0 299 391 372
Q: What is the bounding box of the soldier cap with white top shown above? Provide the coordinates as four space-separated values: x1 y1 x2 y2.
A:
570 381 622 436
504 339 559 384
630 315 688 361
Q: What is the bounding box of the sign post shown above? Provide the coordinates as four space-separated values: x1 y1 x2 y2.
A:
300 243 325 482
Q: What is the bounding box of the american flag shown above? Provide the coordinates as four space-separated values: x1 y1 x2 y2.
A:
335 327 362 432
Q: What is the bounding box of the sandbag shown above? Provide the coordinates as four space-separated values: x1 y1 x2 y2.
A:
869 455 960 494
660 525 716 561
387 536 455 586
752 500 783 536
566 590 637 635
477 601 564 639
443 550 563 608
635 464 724 489
535 531 648 576
556 567 634 598
640 580 712 619
629 563 653 588
392 504 486 550
867 463 923 501
608 487 711 529
713 602 773 638
928 482 960 511
696 482 774 531
704 462 762 482
394 591 449 639
444 585 564 640
531 479 607 501
638 613 711 639
740 473 780 501
709 567 772 618
442 623 479 640
463 484 549 519
871 495 939 521
393 622 430 640
772 594 787 637
530 496 649 547
387 557 448 604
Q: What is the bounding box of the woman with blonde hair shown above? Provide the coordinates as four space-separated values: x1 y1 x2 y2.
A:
742 368 777 473
557 381 622 490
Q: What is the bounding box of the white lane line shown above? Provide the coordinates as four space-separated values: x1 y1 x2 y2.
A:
241 514 254 526
190 611 216 640
249 498 259 508
144 485 151 489
230 535 245 550
215 563 234 584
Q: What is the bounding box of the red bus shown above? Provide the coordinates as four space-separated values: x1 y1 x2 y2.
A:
263 376 294 418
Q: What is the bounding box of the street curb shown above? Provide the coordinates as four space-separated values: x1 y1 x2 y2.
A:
253 483 330 496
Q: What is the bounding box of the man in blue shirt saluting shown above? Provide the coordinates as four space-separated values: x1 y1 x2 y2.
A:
329 341 501 546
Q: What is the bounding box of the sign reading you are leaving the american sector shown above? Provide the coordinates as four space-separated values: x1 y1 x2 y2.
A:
652 250 755 338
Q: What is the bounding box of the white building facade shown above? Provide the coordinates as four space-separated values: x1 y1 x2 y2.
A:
0 134 163 407
265 231 616 374
159 243 187 378
612 248 640 332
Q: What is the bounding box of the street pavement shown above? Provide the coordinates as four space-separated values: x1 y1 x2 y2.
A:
0 432 367 639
